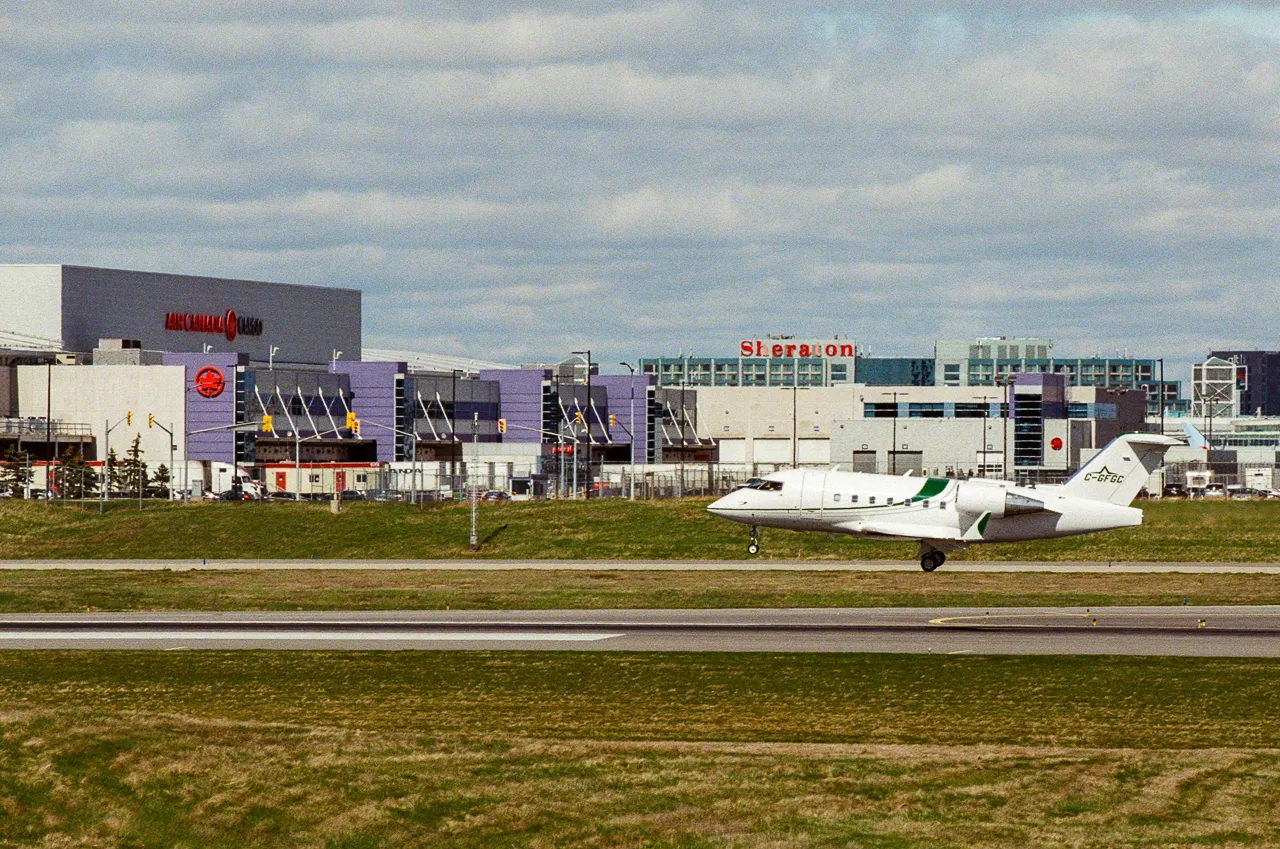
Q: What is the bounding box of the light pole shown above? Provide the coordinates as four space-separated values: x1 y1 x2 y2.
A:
621 362 636 499
1158 357 1165 436
890 390 908 474
269 345 279 370
572 350 592 498
470 412 479 551
331 349 343 372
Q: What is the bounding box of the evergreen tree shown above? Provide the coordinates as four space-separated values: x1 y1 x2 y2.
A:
106 448 123 497
149 464 171 499
0 445 33 498
54 447 98 499
122 435 146 498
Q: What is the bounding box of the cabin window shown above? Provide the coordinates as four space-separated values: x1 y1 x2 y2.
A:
922 499 930 508
833 493 841 502
851 495 858 504
939 501 946 509
869 496 876 505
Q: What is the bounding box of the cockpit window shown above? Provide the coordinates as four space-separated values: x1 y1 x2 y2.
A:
739 478 783 492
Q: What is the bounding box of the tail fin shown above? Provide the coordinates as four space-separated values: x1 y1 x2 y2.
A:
1183 422 1208 451
1061 433 1179 505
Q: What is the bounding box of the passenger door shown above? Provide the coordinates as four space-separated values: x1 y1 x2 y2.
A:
800 472 824 519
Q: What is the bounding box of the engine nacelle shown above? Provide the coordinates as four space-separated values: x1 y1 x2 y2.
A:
955 482 1044 518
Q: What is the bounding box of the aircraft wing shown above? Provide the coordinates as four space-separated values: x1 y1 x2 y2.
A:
837 520 966 541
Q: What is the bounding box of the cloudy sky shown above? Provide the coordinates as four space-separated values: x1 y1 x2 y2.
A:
2 2 1277 373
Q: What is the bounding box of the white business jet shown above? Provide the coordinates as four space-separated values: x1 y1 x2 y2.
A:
706 433 1179 571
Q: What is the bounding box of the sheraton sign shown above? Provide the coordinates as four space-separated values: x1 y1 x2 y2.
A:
740 339 855 359
164 309 263 343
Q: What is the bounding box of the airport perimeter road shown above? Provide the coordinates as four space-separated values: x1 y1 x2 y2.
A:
3 559 1280 573
2 607 1280 656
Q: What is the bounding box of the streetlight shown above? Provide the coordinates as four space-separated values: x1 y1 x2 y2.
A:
571 350 592 498
331 349 343 371
269 345 280 370
890 390 908 474
621 361 636 500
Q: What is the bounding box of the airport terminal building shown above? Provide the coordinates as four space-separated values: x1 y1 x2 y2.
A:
3 262 1259 498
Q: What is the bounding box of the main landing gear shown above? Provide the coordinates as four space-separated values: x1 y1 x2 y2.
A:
747 525 760 555
920 551 946 572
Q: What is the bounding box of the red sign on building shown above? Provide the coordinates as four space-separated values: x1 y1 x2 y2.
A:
194 366 226 398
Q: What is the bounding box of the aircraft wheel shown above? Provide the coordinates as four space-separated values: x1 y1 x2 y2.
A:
747 543 760 555
920 552 942 572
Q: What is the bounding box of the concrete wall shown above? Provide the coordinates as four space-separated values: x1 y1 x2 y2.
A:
0 265 62 347
18 363 188 466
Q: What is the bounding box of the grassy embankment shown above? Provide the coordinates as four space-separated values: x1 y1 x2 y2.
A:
3 651 1280 847
3 498 1279 611
2 497 1278 561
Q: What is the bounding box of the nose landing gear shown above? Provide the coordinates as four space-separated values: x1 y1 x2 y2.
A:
747 525 760 555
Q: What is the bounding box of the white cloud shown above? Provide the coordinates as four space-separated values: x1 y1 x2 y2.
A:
0 2 1277 371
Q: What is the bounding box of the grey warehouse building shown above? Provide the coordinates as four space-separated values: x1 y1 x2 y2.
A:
0 264 361 366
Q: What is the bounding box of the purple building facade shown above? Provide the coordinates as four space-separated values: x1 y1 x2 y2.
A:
336 361 404 463
163 351 245 464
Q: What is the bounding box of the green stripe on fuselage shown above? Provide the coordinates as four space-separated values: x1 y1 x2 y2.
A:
911 477 950 502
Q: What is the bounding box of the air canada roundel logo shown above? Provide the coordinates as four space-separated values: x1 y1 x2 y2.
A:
225 309 237 342
194 366 226 398
1050 437 1063 451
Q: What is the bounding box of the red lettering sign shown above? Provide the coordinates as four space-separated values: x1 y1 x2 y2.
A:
165 310 262 340
194 366 225 398
738 340 856 360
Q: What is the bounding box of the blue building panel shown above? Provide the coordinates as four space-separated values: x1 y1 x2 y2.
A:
163 352 244 464
336 361 402 462
482 369 545 444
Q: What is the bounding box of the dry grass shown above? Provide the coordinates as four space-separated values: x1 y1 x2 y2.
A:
5 713 1280 848
2 651 1280 846
1 567 1278 613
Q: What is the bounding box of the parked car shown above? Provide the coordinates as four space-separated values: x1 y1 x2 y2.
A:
1161 484 1188 498
481 490 512 501
338 489 366 501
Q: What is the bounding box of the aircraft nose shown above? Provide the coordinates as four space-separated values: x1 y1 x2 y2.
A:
706 495 729 516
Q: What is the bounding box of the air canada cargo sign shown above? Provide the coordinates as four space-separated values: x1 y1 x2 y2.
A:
740 339 855 359
164 309 263 343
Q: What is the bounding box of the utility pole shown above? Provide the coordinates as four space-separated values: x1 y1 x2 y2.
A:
572 350 592 498
1158 357 1166 436
621 362 636 499
470 412 479 551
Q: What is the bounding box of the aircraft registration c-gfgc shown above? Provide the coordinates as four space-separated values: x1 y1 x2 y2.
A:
706 433 1179 571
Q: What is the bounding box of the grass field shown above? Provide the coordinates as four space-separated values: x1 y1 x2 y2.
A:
3 650 1280 847
1 497 1278 561
4 568 1280 612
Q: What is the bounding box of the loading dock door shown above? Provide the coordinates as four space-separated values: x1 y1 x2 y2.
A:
274 472 287 492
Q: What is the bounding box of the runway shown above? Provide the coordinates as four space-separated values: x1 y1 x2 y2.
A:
3 559 1280 573
3 607 1280 656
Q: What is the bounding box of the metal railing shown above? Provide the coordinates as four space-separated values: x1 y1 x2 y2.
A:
0 417 93 437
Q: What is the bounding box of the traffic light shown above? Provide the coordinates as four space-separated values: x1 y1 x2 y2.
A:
125 412 132 426
262 414 273 434
497 418 507 434
574 411 583 424
345 411 357 430
609 414 616 428
147 413 154 429
351 419 360 436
